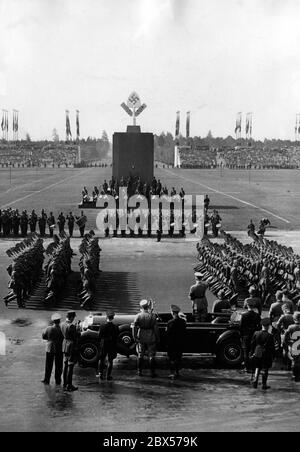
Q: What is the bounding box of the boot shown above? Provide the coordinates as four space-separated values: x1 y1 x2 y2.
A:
262 372 270 390
63 362 69 388
150 358 157 378
252 369 260 389
137 358 143 376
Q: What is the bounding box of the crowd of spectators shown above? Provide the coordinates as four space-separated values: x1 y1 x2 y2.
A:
180 147 217 169
218 147 300 169
0 143 78 167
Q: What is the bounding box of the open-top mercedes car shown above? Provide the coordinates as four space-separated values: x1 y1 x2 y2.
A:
78 311 244 369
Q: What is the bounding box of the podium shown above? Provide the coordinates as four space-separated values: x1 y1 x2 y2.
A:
112 125 154 184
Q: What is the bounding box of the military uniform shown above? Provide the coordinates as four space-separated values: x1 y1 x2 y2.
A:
283 316 300 382
42 314 63 385
166 305 186 378
189 277 208 322
133 300 160 377
250 318 275 389
61 312 80 391
97 311 119 380
240 306 261 372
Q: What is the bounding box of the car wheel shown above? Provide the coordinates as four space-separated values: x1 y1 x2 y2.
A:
217 340 243 367
78 341 99 367
118 330 136 356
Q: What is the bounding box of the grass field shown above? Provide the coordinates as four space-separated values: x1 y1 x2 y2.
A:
0 166 299 231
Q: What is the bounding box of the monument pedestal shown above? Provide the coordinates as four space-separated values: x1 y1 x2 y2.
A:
113 126 154 183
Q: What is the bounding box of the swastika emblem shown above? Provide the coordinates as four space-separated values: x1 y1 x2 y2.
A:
121 92 147 126
127 91 141 109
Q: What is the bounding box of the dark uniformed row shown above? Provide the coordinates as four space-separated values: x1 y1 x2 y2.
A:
196 232 300 308
4 236 44 308
44 236 74 304
78 231 101 308
0 208 87 238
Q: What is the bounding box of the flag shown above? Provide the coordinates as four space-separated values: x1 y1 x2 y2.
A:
175 111 180 138
245 115 249 134
66 110 72 138
5 112 8 131
1 112 4 131
234 120 239 134
186 111 190 139
76 110 80 139
15 112 18 132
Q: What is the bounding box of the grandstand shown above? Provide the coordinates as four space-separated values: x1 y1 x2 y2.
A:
218 146 300 169
180 145 217 169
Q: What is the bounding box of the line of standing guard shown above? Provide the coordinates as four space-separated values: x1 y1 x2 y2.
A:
0 208 87 238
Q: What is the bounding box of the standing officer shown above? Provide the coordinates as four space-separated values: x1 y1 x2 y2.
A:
240 299 261 373
96 310 119 381
29 210 38 234
243 287 263 316
57 212 66 235
67 212 75 237
20 210 28 237
250 317 275 390
133 300 160 378
76 211 87 238
41 313 63 385
283 312 300 382
189 272 209 322
269 291 284 323
38 210 47 237
165 305 186 379
61 311 80 392
47 212 56 238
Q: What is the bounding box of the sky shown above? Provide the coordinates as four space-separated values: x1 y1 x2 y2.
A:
1 0 300 141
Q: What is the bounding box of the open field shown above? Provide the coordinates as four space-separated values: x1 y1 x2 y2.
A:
0 166 299 232
0 167 300 432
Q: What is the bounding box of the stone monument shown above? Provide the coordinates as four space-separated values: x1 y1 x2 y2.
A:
112 92 154 184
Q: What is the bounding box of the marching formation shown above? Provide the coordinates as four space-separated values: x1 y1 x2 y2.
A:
4 235 44 308
44 235 74 304
78 231 102 308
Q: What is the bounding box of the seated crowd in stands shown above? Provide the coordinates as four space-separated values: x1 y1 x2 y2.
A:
218 147 300 169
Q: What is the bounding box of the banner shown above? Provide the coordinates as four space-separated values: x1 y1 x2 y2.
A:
66 110 72 138
245 115 249 134
76 110 80 139
175 111 180 138
186 111 190 139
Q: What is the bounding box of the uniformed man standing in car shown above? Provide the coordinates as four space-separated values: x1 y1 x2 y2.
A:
41 313 64 385
189 272 209 322
166 305 186 379
133 300 160 378
61 311 80 392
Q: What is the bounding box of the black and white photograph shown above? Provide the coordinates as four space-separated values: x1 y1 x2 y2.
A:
0 0 300 436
